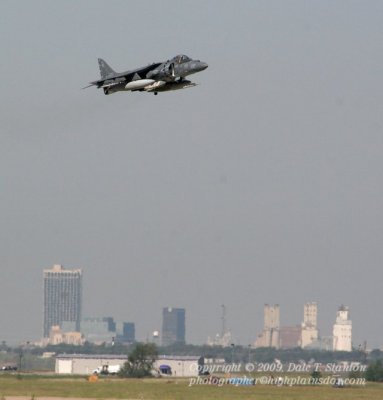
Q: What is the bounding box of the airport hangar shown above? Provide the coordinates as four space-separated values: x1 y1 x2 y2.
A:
55 354 201 377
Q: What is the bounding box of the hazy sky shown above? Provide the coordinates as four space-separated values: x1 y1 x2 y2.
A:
1 0 382 348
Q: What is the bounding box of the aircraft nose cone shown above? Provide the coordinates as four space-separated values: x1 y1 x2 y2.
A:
199 62 208 71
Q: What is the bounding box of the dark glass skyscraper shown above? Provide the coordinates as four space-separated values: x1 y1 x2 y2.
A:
162 307 185 346
43 264 82 337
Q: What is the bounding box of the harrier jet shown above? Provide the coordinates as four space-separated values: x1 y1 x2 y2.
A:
84 55 208 95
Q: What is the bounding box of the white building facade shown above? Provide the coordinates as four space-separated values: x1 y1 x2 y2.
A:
332 305 352 351
255 304 280 348
55 354 201 377
301 302 319 348
56 354 127 374
154 355 201 377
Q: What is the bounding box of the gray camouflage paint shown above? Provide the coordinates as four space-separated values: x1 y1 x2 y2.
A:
85 54 208 95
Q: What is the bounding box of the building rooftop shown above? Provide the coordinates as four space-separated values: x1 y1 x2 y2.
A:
44 264 82 274
56 354 201 361
57 354 128 360
158 355 201 360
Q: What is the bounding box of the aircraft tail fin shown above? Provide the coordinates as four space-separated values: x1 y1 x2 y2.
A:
98 58 116 79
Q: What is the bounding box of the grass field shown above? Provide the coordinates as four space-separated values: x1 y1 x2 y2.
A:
0 374 382 400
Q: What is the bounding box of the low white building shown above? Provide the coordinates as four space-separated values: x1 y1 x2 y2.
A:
55 354 127 374
55 353 201 377
333 305 352 352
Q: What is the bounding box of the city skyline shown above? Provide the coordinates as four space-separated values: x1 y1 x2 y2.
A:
40 264 356 351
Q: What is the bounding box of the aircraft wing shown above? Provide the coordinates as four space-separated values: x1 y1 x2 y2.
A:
101 81 123 89
83 62 163 89
113 63 163 82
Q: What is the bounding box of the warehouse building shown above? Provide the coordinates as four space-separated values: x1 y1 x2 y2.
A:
55 354 127 374
55 354 201 377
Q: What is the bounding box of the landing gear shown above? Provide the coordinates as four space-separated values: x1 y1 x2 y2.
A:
154 92 158 95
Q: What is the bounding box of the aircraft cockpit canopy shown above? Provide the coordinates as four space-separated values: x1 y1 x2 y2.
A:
174 54 192 64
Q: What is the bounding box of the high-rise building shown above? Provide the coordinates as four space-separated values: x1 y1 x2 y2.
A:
301 302 319 348
43 264 82 337
333 305 352 351
303 302 317 328
116 322 135 343
255 304 280 348
162 307 185 346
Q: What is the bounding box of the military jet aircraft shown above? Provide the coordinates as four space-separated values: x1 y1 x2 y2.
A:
84 55 208 95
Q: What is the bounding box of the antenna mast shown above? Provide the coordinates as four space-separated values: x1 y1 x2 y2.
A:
221 304 226 337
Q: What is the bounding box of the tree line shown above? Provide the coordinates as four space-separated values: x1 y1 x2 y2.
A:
2 341 383 380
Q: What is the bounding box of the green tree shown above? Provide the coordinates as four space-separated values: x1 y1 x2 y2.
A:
119 343 158 378
310 369 322 384
365 360 383 382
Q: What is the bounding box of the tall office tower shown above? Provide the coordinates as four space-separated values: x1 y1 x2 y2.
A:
264 304 280 331
333 305 352 351
43 264 82 337
263 304 280 348
303 302 317 328
255 304 280 348
162 307 185 346
301 302 319 348
116 322 135 343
